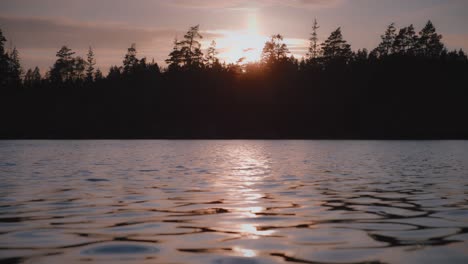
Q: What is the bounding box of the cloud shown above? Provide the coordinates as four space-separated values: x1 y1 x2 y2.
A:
0 15 223 72
0 15 190 49
168 0 341 9
443 33 468 51
169 0 245 8
271 0 341 8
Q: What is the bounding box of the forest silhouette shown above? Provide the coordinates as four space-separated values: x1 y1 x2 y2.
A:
0 21 467 139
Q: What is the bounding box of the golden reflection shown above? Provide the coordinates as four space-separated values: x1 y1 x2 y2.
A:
243 193 263 201
248 206 263 214
239 224 275 237
233 246 257 257
211 143 277 238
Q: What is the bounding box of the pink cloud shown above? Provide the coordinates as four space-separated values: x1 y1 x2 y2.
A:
443 33 468 51
168 0 341 9
0 15 219 73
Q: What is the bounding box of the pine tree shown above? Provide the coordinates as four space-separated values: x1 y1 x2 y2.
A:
447 49 468 62
166 25 204 70
32 67 41 86
205 40 219 68
321 28 352 64
417 21 444 57
72 56 86 81
94 68 103 81
393 25 419 55
56 46 75 61
0 29 5 56
180 25 204 68
0 31 23 88
107 66 121 80
353 49 369 63
24 68 33 88
166 38 183 70
372 23 397 57
8 47 22 86
50 46 76 82
123 43 138 74
23 66 41 88
86 46 96 82
0 29 7 88
299 57 307 71
261 34 290 64
135 57 148 75
307 19 321 60
458 49 468 61
147 59 161 76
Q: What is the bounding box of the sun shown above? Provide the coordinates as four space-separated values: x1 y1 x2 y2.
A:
212 13 267 64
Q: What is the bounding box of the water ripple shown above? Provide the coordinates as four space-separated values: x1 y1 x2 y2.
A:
0 140 467 263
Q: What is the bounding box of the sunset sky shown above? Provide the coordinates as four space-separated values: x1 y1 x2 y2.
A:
1 0 467 73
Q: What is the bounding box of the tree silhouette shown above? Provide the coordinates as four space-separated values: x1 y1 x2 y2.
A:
166 37 183 71
24 68 33 88
1 22 468 139
353 49 369 63
24 66 41 88
372 23 397 58
261 34 290 64
166 25 205 70
94 68 103 81
321 27 352 64
107 65 121 80
181 25 204 68
7 47 22 87
418 20 444 57
0 29 5 56
0 30 21 89
307 19 321 61
32 67 41 85
86 46 96 82
393 25 419 55
148 59 161 75
205 40 220 68
72 56 86 80
0 29 6 87
457 49 468 61
123 43 138 75
50 46 76 83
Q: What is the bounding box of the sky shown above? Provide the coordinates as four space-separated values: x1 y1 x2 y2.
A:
1 0 467 73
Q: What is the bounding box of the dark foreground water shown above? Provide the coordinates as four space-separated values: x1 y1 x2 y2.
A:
0 141 467 264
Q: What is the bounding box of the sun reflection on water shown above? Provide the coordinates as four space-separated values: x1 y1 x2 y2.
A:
2 141 467 263
247 206 263 214
239 224 276 238
210 143 279 241
233 246 257 257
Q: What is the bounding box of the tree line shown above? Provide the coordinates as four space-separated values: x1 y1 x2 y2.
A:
0 20 467 139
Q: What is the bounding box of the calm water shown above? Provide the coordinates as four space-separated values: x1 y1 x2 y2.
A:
0 141 468 264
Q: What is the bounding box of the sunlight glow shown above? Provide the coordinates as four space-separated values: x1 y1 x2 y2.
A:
206 12 267 64
203 12 309 64
247 13 259 35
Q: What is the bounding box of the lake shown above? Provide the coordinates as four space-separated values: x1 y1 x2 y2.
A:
0 140 467 264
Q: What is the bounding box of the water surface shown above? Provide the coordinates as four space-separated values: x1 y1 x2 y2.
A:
0 141 467 263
